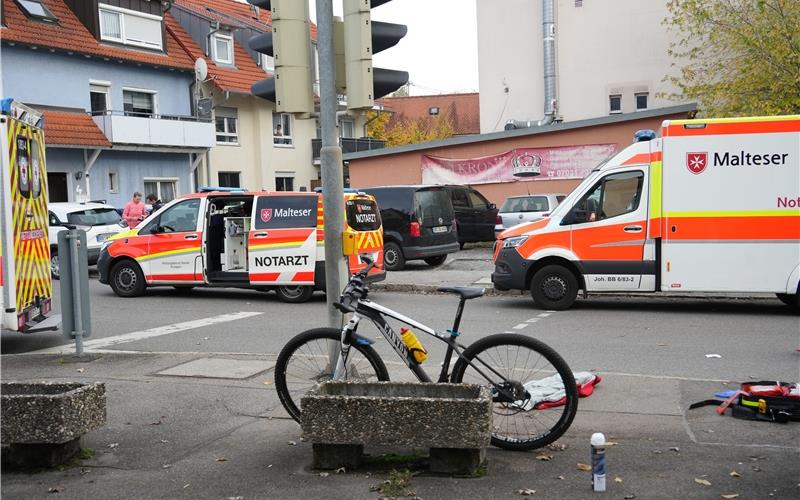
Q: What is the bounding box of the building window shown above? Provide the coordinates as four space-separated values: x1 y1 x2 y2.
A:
273 113 293 146
99 3 163 50
609 94 622 114
275 174 294 191
218 172 241 188
429 106 439 116
212 34 234 65
340 119 354 139
16 0 58 22
144 178 177 203
215 107 238 144
90 82 110 115
123 89 156 117
108 172 118 193
635 92 649 111
259 53 274 72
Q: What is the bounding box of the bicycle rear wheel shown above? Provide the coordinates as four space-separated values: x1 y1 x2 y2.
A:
451 334 578 451
274 328 390 422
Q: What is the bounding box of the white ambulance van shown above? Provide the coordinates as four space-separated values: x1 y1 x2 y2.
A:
1 99 60 332
97 190 384 303
492 115 800 310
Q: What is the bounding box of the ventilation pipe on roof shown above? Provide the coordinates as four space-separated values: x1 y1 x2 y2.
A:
505 0 557 130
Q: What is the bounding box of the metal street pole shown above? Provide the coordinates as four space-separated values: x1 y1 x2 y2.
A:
315 0 347 333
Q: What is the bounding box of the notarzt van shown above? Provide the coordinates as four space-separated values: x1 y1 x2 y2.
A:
98 191 384 303
1 100 59 333
492 115 800 310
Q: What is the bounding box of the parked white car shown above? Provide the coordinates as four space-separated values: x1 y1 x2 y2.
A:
495 193 566 235
48 202 127 279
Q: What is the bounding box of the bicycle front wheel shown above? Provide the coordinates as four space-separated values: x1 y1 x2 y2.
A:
451 334 578 451
274 328 390 422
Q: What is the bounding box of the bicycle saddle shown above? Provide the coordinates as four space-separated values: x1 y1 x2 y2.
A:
437 286 485 300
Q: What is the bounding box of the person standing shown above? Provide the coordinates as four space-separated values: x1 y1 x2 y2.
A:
146 194 162 213
122 191 147 228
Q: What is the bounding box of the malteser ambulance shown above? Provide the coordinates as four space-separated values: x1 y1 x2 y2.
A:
0 100 60 332
493 115 800 310
97 190 384 303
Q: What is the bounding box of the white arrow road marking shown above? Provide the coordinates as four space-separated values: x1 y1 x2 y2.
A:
526 318 540 323
30 312 264 355
512 323 529 330
537 312 552 318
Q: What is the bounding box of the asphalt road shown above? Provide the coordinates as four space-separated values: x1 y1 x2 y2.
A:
3 278 799 499
3 278 798 384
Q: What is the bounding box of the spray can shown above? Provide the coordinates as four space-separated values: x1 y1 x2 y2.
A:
591 432 607 492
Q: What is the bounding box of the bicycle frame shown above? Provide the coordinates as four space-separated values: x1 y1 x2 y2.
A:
332 296 506 387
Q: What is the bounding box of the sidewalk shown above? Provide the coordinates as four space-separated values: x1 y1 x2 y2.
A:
2 352 797 499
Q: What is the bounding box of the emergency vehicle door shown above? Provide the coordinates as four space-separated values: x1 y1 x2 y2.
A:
565 168 649 291
249 195 318 285
141 198 204 283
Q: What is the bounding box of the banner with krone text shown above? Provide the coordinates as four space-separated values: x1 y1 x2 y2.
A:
420 144 617 185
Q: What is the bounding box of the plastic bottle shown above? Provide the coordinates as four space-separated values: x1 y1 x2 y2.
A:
399 327 428 364
591 432 606 492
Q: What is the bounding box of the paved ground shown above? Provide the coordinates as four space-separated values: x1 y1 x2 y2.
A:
2 247 799 499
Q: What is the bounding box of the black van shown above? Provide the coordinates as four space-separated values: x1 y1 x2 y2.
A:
362 185 459 271
444 185 498 246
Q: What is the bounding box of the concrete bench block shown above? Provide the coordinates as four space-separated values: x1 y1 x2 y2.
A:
1 381 106 467
302 381 492 474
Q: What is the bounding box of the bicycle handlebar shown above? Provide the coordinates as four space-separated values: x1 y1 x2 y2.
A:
335 255 380 312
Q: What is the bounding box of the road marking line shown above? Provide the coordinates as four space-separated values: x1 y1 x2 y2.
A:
526 318 540 323
537 313 551 318
512 323 529 330
29 312 264 355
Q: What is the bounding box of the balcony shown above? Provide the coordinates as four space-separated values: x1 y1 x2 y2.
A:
312 137 386 164
92 111 215 149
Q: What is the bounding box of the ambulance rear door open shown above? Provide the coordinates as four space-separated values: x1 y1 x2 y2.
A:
248 194 318 285
660 120 800 292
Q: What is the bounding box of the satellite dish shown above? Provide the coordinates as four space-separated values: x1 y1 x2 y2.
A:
194 58 208 81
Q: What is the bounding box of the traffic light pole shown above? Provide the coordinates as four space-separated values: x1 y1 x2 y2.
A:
316 0 348 331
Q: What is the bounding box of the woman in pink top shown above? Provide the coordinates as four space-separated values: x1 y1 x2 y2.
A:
122 191 147 228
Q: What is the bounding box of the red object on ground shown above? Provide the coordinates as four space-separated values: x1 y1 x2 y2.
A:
535 375 603 410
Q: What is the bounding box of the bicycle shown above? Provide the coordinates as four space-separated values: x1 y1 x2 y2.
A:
274 256 578 451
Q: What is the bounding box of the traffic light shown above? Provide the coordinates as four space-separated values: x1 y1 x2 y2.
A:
248 0 314 115
343 0 408 110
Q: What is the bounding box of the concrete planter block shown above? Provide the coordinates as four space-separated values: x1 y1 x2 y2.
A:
1 381 106 467
302 381 492 474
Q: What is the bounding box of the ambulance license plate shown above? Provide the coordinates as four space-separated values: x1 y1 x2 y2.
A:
432 226 448 233
28 306 40 321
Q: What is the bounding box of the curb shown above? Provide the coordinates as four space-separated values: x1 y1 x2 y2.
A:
371 283 779 301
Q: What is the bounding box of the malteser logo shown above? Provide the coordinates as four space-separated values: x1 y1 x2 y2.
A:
260 208 273 223
686 152 708 175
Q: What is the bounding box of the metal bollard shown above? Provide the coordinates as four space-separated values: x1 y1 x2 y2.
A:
58 229 91 355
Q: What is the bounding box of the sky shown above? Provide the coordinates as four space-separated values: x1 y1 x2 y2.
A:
307 0 479 95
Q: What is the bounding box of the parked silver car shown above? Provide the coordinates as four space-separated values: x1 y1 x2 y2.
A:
494 193 566 235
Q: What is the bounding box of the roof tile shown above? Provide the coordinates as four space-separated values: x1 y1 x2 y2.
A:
1 0 195 70
42 110 111 147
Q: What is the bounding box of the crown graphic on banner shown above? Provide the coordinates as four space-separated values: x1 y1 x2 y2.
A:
511 152 542 177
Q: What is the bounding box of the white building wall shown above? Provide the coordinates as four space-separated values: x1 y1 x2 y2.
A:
206 92 318 192
477 0 683 133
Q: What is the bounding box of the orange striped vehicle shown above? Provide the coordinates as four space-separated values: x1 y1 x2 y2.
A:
493 115 800 310
1 100 59 332
97 190 384 303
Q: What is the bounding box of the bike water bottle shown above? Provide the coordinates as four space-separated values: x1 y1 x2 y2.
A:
399 327 428 364
591 432 607 492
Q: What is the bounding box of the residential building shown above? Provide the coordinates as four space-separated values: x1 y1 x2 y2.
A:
380 93 480 136
477 0 683 133
171 0 381 191
1 0 215 205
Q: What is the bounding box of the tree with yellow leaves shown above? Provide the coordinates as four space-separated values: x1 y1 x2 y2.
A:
366 110 455 147
664 0 800 116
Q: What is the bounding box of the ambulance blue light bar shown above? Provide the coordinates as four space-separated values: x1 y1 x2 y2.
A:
634 129 657 142
198 186 248 193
